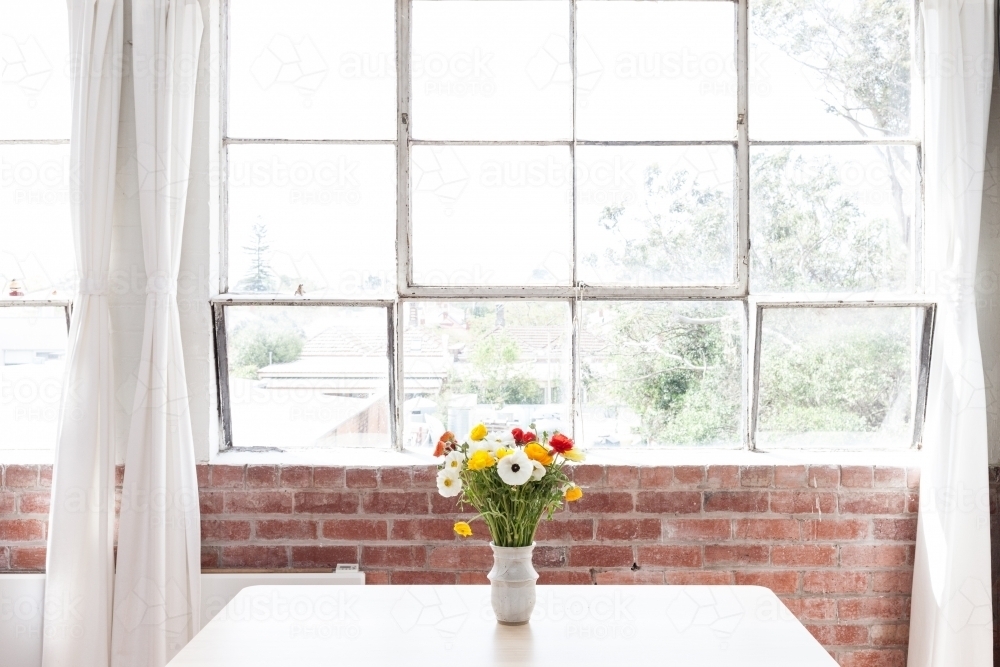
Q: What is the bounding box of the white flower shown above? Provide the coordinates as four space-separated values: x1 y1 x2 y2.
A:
529 460 546 481
436 468 463 497
443 451 466 472
497 450 533 486
490 430 516 447
468 439 497 455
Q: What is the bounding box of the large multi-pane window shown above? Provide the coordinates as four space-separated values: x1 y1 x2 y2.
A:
215 0 933 453
0 0 73 456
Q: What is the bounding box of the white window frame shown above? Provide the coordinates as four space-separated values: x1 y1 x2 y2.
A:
209 0 932 454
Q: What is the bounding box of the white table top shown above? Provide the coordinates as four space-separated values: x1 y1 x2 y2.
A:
168 584 837 666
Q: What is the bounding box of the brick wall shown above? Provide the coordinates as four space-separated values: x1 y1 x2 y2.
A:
0 462 929 666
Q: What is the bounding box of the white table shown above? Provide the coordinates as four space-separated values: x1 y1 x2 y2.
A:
168 585 837 666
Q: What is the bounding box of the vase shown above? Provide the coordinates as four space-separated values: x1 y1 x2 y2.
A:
487 542 538 625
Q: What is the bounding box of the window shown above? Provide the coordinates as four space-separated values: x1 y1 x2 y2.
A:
0 0 73 456
215 0 931 453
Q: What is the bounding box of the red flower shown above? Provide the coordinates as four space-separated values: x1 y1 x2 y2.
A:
511 428 524 444
521 431 536 444
549 433 574 453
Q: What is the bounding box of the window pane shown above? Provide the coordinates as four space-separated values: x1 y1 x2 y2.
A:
0 0 71 140
749 0 913 140
581 301 743 448
755 307 920 449
411 0 572 140
577 1 736 141
0 307 67 454
577 145 736 286
228 0 396 139
411 145 572 286
402 301 571 450
750 145 916 294
225 306 390 449
0 144 74 297
227 144 396 298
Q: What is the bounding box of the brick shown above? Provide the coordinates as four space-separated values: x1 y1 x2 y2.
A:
771 544 837 567
840 492 906 515
664 571 733 585
872 571 912 594
906 492 919 513
427 545 494 570
906 467 920 489
571 491 634 514
5 465 39 488
312 467 346 488
637 545 701 568
639 467 673 488
838 597 910 621
533 546 567 568
780 597 837 621
346 469 378 489
733 518 799 540
256 519 318 540
595 570 664 585
704 491 768 513
838 649 906 667
872 518 917 541
671 466 705 487
279 467 313 488
534 519 593 541
412 467 437 489
0 520 45 541
291 545 359 568
200 547 219 569
196 464 211 488
392 571 456 585
571 465 605 487
293 492 359 515
199 492 224 515
773 466 807 488
606 466 639 488
220 546 288 569
362 546 427 568
246 466 278 488
567 545 633 568
430 495 475 515
225 491 293 515
11 547 46 570
364 571 390 585
735 571 799 594
705 465 739 488
802 519 869 541
635 491 700 514
0 493 14 514
740 466 773 488
769 490 838 514
873 467 906 488
323 519 388 541
596 519 661 541
390 518 460 541
458 571 490 585
806 624 869 646
841 466 874 488
870 624 909 646
201 520 252 542
38 466 52 488
663 519 731 541
807 466 840 488
803 571 869 594
704 544 769 566
379 468 412 489
537 570 592 585
116 466 125 487
211 466 245 488
18 491 51 514
840 545 909 568
363 492 428 515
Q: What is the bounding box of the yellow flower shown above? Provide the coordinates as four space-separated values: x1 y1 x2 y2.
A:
454 521 473 538
564 484 583 502
495 447 513 459
561 448 586 462
469 423 488 441
523 442 553 466
467 449 497 471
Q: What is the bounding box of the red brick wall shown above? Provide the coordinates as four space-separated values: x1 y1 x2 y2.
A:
1 462 922 666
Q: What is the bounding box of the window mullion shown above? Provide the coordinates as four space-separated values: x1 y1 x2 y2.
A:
737 0 752 451
394 0 412 451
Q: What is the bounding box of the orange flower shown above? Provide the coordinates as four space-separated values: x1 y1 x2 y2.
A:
564 484 583 502
523 442 553 466
433 431 456 457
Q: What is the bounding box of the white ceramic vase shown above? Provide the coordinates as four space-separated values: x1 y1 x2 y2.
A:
488 542 538 625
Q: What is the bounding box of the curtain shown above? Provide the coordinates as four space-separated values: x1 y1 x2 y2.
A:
110 1 204 665
909 2 995 666
41 1 124 667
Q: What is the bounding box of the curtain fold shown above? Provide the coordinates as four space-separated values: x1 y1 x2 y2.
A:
909 1 995 666
110 1 204 665
41 1 123 666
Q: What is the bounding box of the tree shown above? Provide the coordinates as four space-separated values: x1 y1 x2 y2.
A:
238 221 275 292
229 317 304 380
461 331 543 406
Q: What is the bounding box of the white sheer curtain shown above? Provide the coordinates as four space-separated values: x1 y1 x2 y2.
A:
909 1 995 666
41 1 123 666
110 1 204 665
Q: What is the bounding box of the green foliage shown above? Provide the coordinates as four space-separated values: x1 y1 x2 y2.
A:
460 331 543 406
237 221 275 292
229 318 304 379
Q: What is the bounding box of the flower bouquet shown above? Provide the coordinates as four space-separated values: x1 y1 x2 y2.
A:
434 423 585 625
